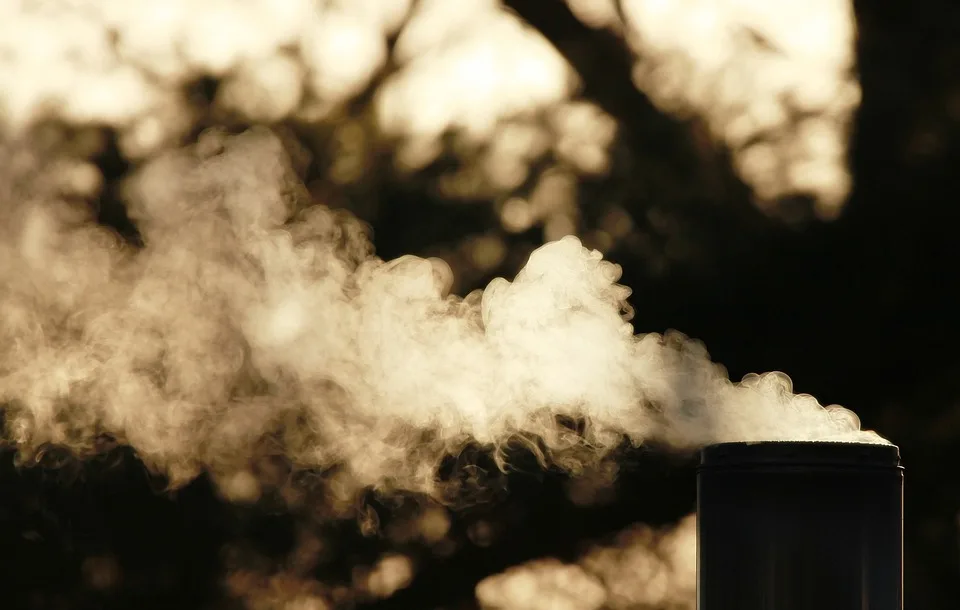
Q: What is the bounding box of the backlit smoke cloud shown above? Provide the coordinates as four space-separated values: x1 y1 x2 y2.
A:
0 0 884 609
0 2 884 606
1 127 882 501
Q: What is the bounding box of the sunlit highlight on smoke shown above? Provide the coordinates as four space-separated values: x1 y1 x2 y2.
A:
1 128 884 504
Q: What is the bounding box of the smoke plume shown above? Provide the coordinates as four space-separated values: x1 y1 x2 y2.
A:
0 2 890 608
0 127 883 503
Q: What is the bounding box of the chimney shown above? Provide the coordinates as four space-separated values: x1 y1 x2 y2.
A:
697 441 903 610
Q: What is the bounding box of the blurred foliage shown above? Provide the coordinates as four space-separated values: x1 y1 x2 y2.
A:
2 0 960 608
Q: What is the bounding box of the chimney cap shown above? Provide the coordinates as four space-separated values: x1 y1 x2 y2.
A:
700 440 901 469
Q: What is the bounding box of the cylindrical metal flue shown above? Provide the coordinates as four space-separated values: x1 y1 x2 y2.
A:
697 441 903 610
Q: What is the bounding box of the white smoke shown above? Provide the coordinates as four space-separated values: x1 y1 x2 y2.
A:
0 1 886 607
0 127 883 504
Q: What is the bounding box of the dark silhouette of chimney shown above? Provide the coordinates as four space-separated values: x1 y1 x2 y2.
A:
698 441 903 610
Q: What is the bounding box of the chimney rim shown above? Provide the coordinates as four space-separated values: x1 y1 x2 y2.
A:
700 440 901 470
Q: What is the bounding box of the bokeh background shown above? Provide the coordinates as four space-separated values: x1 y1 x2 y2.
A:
1 0 958 608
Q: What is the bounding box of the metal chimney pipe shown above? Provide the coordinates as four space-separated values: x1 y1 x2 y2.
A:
697 441 903 610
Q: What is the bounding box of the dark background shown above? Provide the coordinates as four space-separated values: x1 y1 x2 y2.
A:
2 1 959 608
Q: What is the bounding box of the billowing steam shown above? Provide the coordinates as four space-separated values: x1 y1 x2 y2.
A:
0 1 885 608
0 127 883 503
